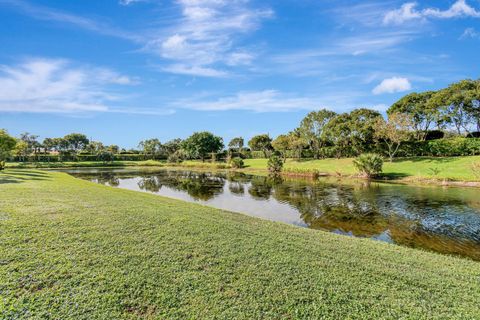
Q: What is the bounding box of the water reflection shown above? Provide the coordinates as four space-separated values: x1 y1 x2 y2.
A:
65 168 480 260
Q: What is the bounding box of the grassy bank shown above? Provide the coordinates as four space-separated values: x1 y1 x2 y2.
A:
5 160 228 170
5 155 480 184
244 156 480 182
1 170 479 319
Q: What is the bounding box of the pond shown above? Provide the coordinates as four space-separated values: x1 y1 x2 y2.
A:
64 168 480 261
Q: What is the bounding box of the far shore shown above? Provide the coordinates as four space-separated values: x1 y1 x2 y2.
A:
6 155 480 188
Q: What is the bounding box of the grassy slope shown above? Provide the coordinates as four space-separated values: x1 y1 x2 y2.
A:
244 156 480 181
0 170 479 319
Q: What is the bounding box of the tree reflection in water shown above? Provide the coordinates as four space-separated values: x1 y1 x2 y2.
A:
138 171 226 201
70 169 480 260
93 172 120 187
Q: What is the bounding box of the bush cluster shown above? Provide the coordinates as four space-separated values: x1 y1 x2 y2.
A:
353 154 384 178
229 157 244 169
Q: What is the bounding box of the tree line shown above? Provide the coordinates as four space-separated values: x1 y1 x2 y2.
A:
1 79 479 169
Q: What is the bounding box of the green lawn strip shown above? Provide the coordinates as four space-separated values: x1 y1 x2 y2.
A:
5 160 165 168
244 156 480 181
5 160 228 170
0 170 479 319
6 155 480 181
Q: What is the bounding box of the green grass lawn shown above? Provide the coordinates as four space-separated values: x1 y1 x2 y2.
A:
1 170 479 319
5 160 166 168
6 160 229 170
244 156 480 181
6 155 480 182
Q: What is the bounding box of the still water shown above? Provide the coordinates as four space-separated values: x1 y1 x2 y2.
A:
65 168 480 260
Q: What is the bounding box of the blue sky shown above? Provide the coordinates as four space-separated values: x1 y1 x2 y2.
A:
0 0 479 147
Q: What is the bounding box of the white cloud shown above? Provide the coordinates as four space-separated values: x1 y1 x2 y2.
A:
1 0 269 77
175 90 318 112
119 0 147 6
0 58 145 114
373 77 412 95
162 64 228 78
423 0 480 18
384 0 480 25
383 3 423 25
1 0 141 41
146 0 273 77
461 27 480 39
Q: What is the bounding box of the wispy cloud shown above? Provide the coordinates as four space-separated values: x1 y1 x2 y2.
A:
0 0 141 41
145 0 273 77
119 0 148 6
373 77 412 95
173 90 317 112
171 89 385 113
384 0 480 25
0 58 168 115
268 29 417 78
460 27 480 39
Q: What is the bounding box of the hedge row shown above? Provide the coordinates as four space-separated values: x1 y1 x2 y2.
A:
396 138 480 157
10 154 167 162
9 138 480 162
243 138 480 159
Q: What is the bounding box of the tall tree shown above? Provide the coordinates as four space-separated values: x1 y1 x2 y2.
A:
85 141 105 154
429 79 480 134
287 129 307 159
272 134 291 160
107 145 119 154
228 137 244 153
323 113 353 158
374 113 413 162
348 108 382 154
14 141 29 162
388 91 437 140
182 132 224 162
163 139 183 156
465 79 480 132
19 132 40 155
298 109 337 158
138 139 163 160
42 138 58 154
0 130 17 170
63 133 89 153
248 134 273 158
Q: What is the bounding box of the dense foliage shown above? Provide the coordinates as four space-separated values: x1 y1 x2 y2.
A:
181 132 224 162
2 79 480 163
248 134 273 158
0 130 17 170
267 153 284 175
353 154 384 178
229 157 244 169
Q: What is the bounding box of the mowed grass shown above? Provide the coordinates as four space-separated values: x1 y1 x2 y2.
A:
5 160 166 169
244 156 480 181
1 170 479 319
6 160 228 170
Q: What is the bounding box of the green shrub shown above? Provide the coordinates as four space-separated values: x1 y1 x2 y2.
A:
267 153 284 175
353 153 383 178
229 157 244 169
